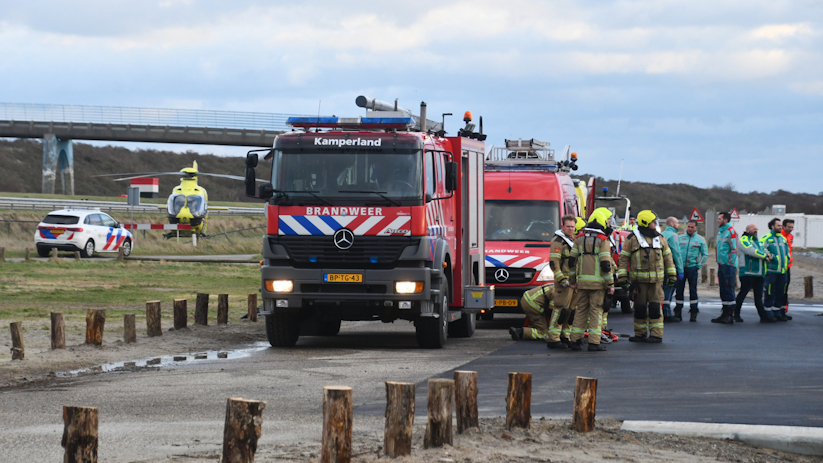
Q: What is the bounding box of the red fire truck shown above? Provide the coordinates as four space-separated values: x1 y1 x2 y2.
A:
482 139 581 319
244 97 493 348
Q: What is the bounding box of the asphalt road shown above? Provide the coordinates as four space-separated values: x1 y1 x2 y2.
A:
1 297 821 462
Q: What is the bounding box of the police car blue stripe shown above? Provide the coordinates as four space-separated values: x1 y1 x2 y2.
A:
279 218 298 235
293 216 325 235
485 256 507 267
319 216 342 231
106 228 113 242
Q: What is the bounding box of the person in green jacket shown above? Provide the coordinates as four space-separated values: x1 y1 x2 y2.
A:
760 218 790 321
676 220 708 321
711 212 739 324
661 217 684 322
735 224 774 322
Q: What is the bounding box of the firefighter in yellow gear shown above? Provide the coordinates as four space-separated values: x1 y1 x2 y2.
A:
559 217 587 345
617 210 677 343
546 215 578 349
509 283 555 341
568 211 615 352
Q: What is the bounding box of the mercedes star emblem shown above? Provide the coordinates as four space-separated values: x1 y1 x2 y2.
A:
333 228 354 250
494 268 510 282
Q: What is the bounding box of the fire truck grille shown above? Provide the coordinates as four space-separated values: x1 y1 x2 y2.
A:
485 267 536 285
272 236 416 268
301 284 387 294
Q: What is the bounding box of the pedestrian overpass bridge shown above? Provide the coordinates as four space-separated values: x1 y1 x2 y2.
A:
0 103 300 195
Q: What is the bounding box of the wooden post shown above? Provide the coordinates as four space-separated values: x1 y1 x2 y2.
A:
506 372 532 430
25 248 30 261
85 309 106 346
702 266 708 283
572 376 598 432
222 398 267 463
322 386 353 463
124 314 136 343
146 301 162 337
424 378 454 449
247 294 258 322
51 312 66 349
10 322 24 360
0 247 5 262
384 382 415 458
51 247 59 261
117 246 124 262
195 293 209 326
218 294 229 325
454 370 478 433
62 405 98 463
74 251 81 260
173 299 188 330
709 268 716 287
805 276 813 298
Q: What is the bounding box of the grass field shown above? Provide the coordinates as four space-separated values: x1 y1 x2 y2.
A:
0 209 265 257
0 259 261 342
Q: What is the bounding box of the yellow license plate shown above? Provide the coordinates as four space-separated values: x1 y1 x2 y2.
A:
325 273 363 283
51 229 65 235
495 299 519 307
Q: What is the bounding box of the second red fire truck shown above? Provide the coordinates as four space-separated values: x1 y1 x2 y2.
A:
482 139 582 319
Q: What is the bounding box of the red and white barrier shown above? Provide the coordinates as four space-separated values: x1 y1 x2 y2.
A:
124 224 192 230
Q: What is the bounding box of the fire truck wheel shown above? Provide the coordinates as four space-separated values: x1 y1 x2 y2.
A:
620 296 634 314
480 311 494 321
416 279 448 349
316 319 341 336
265 312 300 347
448 308 476 338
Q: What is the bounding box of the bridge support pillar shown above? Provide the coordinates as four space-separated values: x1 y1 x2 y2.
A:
42 134 74 195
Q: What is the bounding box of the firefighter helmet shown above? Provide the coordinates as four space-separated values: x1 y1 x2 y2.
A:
588 211 608 229
637 210 658 228
575 217 586 235
592 207 613 221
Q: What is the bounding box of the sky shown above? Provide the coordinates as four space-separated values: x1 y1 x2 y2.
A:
1 1 821 193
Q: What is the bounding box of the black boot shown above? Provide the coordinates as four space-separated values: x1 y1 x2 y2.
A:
568 339 583 351
588 343 607 351
560 336 571 347
509 327 524 340
733 306 744 323
689 307 698 322
628 335 647 342
711 307 734 324
646 336 663 343
674 305 683 321
547 341 567 350
782 309 793 321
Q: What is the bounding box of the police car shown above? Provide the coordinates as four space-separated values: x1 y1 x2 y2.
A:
34 208 133 258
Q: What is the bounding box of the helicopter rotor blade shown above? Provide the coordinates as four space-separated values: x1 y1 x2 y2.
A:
110 172 194 181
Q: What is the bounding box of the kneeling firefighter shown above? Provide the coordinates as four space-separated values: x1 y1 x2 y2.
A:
509 283 556 341
567 211 614 352
617 210 677 343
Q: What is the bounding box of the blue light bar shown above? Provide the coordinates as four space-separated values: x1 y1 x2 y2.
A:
287 116 414 129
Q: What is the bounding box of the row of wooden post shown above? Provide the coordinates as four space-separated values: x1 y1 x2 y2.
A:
8 294 260 359
325 373 597 462
57 374 597 463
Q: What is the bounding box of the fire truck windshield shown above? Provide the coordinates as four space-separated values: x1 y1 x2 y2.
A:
270 150 423 204
485 200 560 242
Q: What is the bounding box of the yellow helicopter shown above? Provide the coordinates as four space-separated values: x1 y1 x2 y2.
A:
107 161 247 236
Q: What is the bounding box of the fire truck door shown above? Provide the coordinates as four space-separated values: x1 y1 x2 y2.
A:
462 149 484 287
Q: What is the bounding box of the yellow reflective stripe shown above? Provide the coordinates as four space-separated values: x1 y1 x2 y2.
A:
523 291 544 313
649 322 664 328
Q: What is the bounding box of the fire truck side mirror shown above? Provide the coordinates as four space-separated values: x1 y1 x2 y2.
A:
445 161 458 192
245 167 257 197
245 152 259 197
245 152 259 168
258 182 274 200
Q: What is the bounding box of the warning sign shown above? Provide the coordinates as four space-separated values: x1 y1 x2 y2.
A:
690 207 705 223
730 208 740 220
